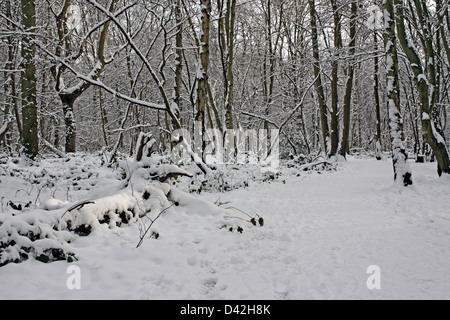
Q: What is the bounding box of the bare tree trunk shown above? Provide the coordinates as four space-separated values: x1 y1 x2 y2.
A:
309 0 330 155
195 0 211 157
339 0 357 158
98 88 109 147
225 0 236 130
52 0 115 153
373 32 383 160
60 95 77 154
3 0 21 149
436 0 450 67
395 0 450 176
173 0 183 132
21 0 39 159
383 0 413 186
263 0 282 134
329 0 342 157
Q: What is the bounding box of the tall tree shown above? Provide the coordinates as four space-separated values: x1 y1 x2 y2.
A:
339 0 357 158
395 0 450 176
436 0 450 67
21 0 38 159
329 0 342 157
309 0 330 155
373 31 383 160
261 0 283 135
195 0 211 156
382 0 413 186
51 0 115 153
218 0 237 130
2 0 21 149
173 0 183 133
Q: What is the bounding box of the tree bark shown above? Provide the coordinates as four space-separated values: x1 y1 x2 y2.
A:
21 0 39 159
173 0 183 132
224 0 236 130
329 0 342 157
373 32 383 160
436 0 450 67
395 0 450 176
3 0 21 147
195 0 211 157
98 88 109 147
339 0 357 158
383 0 413 186
309 0 330 155
60 95 77 154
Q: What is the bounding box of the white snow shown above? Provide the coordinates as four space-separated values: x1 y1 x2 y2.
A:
385 53 394 72
430 120 446 145
0 122 8 136
39 199 69 211
0 157 450 299
417 74 428 83
196 64 205 79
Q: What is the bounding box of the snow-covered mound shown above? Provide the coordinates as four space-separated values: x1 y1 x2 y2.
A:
0 152 259 267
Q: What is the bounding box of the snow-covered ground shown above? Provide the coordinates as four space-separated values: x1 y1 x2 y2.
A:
0 156 449 299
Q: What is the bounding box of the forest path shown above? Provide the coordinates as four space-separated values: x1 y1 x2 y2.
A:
198 157 450 299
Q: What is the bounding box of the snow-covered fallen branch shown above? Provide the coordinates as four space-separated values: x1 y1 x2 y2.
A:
298 160 335 172
41 137 65 158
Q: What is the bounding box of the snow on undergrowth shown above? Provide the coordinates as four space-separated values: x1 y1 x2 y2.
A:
0 152 187 266
167 154 338 194
2 145 314 267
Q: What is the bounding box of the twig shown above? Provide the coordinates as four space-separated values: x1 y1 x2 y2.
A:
224 206 264 226
225 206 253 219
136 204 173 248
61 200 95 219
223 215 249 222
214 197 231 207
